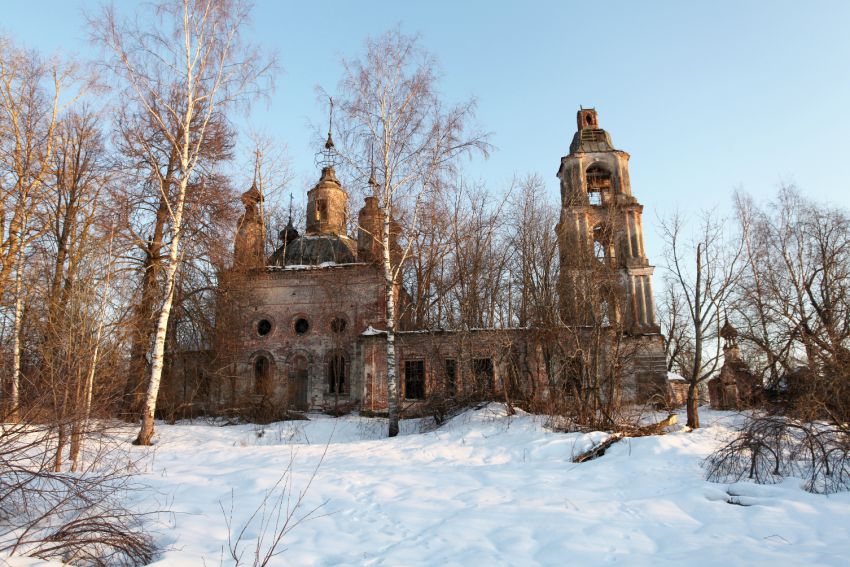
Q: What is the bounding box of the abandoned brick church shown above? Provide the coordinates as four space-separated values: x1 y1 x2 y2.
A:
162 108 669 415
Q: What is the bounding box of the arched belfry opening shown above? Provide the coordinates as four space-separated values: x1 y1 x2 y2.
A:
586 163 612 205
591 223 613 265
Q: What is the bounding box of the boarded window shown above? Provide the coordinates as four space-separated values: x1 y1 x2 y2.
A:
472 358 494 395
444 359 457 396
404 360 425 400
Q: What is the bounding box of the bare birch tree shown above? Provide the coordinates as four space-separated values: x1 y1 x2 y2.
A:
334 29 489 436
660 210 745 428
734 188 850 419
0 38 82 422
92 0 273 445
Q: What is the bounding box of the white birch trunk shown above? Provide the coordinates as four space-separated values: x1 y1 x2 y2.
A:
135 55 194 444
135 181 187 445
10 239 24 423
383 206 400 437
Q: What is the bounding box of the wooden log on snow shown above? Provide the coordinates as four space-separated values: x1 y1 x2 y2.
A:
572 432 624 463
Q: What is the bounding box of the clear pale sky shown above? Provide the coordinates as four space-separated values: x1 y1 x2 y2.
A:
4 0 850 262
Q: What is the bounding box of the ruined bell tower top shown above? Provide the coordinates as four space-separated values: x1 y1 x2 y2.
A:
569 108 614 154
577 108 599 131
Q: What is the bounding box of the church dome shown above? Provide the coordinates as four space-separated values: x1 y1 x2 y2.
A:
269 233 357 267
279 219 299 245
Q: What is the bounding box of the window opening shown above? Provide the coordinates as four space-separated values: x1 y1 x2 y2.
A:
404 360 425 400
254 355 272 396
592 225 611 264
257 319 272 336
294 318 309 335
444 359 457 396
288 355 309 410
594 240 606 262
472 358 494 395
562 355 584 397
328 353 348 395
331 317 347 333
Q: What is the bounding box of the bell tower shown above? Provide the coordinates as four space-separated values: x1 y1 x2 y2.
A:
556 108 658 332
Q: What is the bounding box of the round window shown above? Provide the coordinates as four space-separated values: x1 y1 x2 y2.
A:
294 317 310 335
257 319 272 336
331 317 347 333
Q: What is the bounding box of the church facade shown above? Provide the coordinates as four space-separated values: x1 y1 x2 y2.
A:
161 109 669 416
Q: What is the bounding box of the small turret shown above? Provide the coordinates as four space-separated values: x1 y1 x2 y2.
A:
279 193 299 245
305 166 348 236
233 182 265 270
357 196 382 262
720 318 741 363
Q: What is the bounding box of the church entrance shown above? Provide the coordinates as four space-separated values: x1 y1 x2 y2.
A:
288 355 309 411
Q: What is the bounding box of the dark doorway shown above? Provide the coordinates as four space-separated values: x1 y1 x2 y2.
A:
288 355 309 410
254 355 273 397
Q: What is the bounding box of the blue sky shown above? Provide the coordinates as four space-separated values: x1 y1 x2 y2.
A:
4 0 850 261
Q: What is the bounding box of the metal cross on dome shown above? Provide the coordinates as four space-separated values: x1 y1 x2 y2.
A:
314 97 340 170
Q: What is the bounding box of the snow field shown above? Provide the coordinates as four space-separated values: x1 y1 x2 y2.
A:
11 405 850 566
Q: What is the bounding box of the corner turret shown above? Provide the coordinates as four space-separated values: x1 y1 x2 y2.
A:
233 182 265 270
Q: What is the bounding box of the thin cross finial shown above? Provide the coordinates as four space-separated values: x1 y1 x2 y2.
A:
288 193 293 223
368 140 377 188
328 97 334 137
325 97 335 150
252 148 262 188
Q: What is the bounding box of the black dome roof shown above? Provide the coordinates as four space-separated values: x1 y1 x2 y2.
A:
269 234 356 267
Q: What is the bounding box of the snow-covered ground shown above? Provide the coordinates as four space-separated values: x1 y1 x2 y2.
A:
10 405 850 566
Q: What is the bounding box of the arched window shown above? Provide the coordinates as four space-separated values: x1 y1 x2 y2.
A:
330 317 347 334
328 352 348 395
254 355 273 396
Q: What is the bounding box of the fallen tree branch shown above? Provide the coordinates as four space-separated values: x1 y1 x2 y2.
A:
572 414 678 463
573 433 625 463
